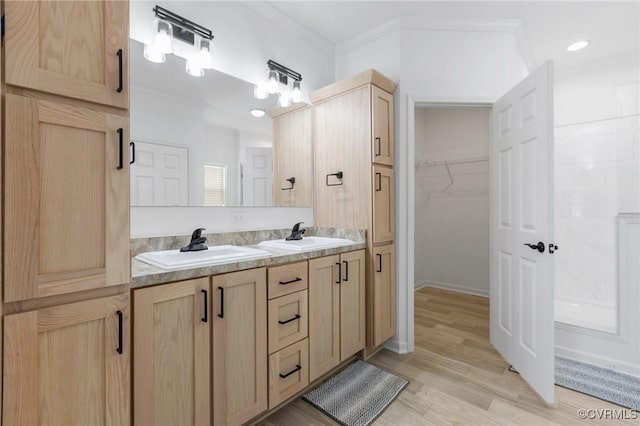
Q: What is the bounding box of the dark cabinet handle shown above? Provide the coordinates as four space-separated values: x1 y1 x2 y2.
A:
201 289 208 323
117 128 124 170
376 254 383 272
343 260 349 282
278 314 301 325
217 286 224 318
376 172 382 191
279 364 302 379
336 262 342 284
326 171 344 186
116 49 123 93
281 177 295 190
129 141 136 165
116 310 123 355
279 277 302 285
375 137 381 156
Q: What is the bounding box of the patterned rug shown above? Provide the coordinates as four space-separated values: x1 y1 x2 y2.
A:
303 360 408 426
555 356 640 409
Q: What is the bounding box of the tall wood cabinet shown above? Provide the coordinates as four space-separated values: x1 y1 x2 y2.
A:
2 1 131 424
311 70 397 351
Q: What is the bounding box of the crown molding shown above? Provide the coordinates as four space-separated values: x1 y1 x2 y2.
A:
242 1 335 56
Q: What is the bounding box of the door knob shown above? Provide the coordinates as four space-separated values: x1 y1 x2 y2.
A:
524 242 545 253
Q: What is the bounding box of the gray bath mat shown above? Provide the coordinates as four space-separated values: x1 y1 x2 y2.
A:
302 360 408 426
555 356 640 409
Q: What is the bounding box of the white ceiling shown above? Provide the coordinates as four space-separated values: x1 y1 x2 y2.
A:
267 1 640 71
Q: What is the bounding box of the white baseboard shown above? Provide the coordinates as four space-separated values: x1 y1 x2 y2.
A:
555 344 640 378
415 280 490 298
384 337 408 354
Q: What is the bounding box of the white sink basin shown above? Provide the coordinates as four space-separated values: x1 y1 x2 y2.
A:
258 236 353 252
135 245 271 270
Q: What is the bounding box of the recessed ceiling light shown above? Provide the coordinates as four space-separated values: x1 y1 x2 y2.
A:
250 109 265 118
567 40 589 52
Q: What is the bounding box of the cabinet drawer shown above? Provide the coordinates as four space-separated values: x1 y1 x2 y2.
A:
268 261 308 299
268 339 309 409
268 290 308 354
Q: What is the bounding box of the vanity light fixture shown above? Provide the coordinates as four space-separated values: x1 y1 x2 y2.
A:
567 40 589 52
250 109 266 118
144 5 214 77
254 60 303 107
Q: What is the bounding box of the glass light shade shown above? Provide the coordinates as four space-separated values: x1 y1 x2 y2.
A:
278 91 292 108
186 57 204 77
254 84 269 100
267 70 279 94
143 43 166 63
291 81 302 103
197 38 214 69
152 19 174 54
250 109 266 118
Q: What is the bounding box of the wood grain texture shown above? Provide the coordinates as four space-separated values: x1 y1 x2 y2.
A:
4 0 129 109
371 86 395 166
3 294 130 426
272 107 313 207
309 69 397 104
339 250 366 361
212 268 268 426
308 255 340 382
133 278 210 426
4 94 129 302
268 290 308 354
372 165 395 244
268 339 309 409
267 261 308 300
263 287 636 425
372 244 396 347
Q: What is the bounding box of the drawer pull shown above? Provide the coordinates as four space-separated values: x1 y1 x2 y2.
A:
375 136 381 156
279 314 301 325
201 289 208 323
336 262 342 284
116 310 123 355
280 364 302 379
116 49 124 93
376 254 383 272
117 128 124 170
343 260 349 282
217 286 224 318
279 277 302 285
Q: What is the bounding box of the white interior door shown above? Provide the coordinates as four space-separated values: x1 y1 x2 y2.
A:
131 141 189 206
242 147 273 206
490 61 555 404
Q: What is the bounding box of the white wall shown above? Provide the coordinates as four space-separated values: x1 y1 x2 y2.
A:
414 107 491 296
335 18 529 353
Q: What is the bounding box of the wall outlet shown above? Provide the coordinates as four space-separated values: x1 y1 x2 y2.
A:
230 211 247 224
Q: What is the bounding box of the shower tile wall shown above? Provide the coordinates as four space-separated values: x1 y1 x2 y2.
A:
554 82 640 313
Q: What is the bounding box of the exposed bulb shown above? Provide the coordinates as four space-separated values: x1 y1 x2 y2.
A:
254 84 269 100
278 91 292 108
291 80 302 103
143 43 166 63
186 57 204 77
267 70 279 94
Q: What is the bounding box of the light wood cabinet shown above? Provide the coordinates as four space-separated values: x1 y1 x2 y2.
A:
4 94 130 302
2 294 130 426
373 165 395 244
267 261 308 299
268 290 308 354
272 107 313 207
4 0 129 109
268 339 309 409
133 278 210 426
372 86 394 165
212 268 268 426
308 250 365 381
372 244 396 346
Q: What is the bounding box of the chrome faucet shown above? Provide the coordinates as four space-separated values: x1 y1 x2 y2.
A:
180 228 208 252
286 222 306 241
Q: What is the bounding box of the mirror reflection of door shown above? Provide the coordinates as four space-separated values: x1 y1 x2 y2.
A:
242 147 273 206
130 141 189 206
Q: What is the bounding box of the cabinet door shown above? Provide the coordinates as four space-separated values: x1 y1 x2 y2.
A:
134 278 210 426
308 255 340 382
340 250 366 361
314 87 371 229
372 86 394 165
273 108 313 207
373 244 396 346
373 165 395 244
4 94 130 302
3 294 130 426
212 268 268 426
4 0 129 109
268 339 309 409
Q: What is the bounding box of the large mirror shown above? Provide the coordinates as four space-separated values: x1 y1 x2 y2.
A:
130 39 312 207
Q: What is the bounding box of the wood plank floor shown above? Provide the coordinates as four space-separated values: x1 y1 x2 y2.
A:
262 287 637 425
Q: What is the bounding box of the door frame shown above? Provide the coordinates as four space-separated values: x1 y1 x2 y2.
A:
395 95 494 354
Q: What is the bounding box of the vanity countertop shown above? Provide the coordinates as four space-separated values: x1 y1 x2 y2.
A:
130 228 366 288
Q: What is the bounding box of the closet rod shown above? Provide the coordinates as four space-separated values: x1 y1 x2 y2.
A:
415 157 488 170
